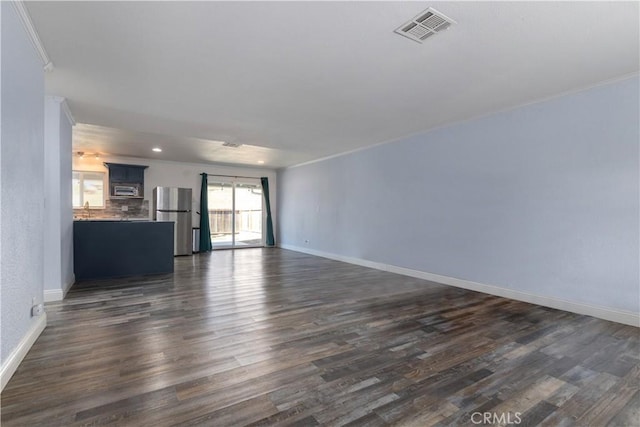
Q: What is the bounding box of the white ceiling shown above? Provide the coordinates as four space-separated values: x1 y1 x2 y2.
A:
27 1 639 168
72 123 298 168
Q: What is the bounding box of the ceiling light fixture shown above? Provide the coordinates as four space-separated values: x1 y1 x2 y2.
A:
75 151 102 159
152 147 162 152
257 160 265 164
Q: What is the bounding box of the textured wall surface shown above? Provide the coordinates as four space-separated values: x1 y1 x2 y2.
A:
44 98 74 293
44 98 62 292
278 76 639 314
1 2 45 362
0 3 3 346
59 107 74 289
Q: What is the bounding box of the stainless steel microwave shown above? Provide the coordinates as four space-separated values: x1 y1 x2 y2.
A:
113 185 139 197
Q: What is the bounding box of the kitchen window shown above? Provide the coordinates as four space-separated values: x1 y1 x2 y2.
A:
73 171 105 208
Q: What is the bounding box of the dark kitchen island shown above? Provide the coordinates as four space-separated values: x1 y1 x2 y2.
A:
73 220 174 281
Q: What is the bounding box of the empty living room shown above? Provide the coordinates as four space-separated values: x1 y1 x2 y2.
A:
1 1 638 426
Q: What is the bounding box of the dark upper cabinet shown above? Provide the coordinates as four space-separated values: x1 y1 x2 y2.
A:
104 163 148 198
108 166 128 183
105 163 147 183
128 167 145 183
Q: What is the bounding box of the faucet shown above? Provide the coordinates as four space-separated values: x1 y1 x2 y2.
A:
83 201 91 219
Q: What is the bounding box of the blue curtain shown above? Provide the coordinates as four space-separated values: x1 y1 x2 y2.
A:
199 173 212 252
261 177 275 247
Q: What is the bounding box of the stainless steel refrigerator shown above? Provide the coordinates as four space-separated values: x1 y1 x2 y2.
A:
153 187 193 256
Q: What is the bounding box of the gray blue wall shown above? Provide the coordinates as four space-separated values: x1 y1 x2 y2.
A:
1 2 45 362
60 107 74 291
278 76 639 314
44 98 74 300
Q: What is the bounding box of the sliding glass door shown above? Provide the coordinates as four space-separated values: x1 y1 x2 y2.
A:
208 181 234 248
234 183 263 246
208 179 263 249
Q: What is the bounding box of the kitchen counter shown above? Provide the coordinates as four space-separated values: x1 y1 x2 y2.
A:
74 220 174 281
73 218 152 222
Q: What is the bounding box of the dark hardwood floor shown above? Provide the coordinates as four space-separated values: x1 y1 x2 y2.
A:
1 248 638 426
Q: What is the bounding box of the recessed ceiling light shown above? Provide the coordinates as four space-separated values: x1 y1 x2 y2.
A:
257 160 265 164
152 147 162 152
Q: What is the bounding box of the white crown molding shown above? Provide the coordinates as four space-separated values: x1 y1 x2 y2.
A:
61 100 76 126
283 72 640 171
280 244 640 327
11 1 54 72
47 96 76 126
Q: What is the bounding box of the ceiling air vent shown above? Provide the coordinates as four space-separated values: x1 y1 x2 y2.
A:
395 7 456 44
222 142 243 148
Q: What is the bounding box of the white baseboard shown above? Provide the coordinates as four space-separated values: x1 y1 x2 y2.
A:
1 313 47 391
43 289 63 302
43 276 75 302
280 244 639 327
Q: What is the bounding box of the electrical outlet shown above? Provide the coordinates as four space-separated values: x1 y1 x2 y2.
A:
121 205 129 212
31 303 45 317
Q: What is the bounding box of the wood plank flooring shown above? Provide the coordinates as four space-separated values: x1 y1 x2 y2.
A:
1 248 638 426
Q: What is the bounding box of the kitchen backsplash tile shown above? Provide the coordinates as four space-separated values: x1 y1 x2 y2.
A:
74 199 150 220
